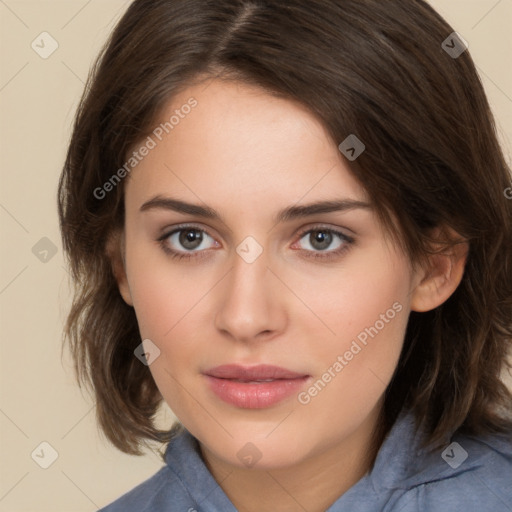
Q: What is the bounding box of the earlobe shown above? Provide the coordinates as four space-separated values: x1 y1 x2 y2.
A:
410 227 469 313
106 230 134 307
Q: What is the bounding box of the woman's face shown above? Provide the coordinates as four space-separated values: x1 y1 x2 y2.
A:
119 78 421 469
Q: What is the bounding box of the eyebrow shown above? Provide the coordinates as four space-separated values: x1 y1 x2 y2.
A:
139 196 372 224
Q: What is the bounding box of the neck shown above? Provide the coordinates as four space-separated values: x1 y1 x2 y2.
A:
199 402 389 512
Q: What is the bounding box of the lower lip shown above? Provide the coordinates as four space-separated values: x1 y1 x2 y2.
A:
204 375 310 409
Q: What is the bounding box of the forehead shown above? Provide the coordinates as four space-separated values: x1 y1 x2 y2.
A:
124 79 370 211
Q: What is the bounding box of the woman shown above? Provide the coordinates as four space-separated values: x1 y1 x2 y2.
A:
58 1 512 510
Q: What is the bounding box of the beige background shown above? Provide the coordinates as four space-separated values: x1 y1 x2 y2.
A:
0 1 511 511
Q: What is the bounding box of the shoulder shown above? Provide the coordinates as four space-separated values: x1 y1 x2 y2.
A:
98 427 202 512
97 464 193 512
389 427 512 511
364 410 512 511
97 426 235 512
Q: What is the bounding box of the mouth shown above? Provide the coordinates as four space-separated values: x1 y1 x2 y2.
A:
203 364 311 409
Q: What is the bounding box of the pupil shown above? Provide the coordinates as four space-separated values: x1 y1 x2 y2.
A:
311 231 331 250
180 229 202 249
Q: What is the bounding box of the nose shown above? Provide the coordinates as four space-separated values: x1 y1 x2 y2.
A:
214 245 287 344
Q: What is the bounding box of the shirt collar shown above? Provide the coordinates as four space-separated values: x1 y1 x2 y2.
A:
165 427 238 511
367 408 504 492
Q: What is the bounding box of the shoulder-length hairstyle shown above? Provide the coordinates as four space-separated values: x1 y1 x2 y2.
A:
58 0 512 456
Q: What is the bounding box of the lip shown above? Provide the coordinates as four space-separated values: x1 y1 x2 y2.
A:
203 364 310 409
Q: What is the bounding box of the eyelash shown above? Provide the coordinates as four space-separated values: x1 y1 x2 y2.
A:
157 223 355 262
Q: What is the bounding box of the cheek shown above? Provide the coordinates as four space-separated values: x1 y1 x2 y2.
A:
124 244 212 401
294 242 411 359
298 251 410 418
125 237 210 340
127 266 202 416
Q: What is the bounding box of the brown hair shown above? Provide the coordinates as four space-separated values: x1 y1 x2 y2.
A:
58 0 512 456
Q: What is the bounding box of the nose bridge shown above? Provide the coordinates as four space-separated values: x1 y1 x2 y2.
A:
214 241 285 341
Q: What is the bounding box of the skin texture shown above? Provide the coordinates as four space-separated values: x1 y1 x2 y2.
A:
111 78 468 512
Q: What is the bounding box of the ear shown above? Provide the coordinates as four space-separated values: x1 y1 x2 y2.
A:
106 230 133 306
410 226 469 312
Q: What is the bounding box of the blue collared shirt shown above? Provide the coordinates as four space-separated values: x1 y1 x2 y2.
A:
98 410 512 511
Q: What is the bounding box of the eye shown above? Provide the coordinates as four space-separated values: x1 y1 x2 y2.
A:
157 224 354 262
158 225 219 259
293 227 354 259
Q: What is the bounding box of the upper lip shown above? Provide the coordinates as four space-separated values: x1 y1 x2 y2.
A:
204 364 308 380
